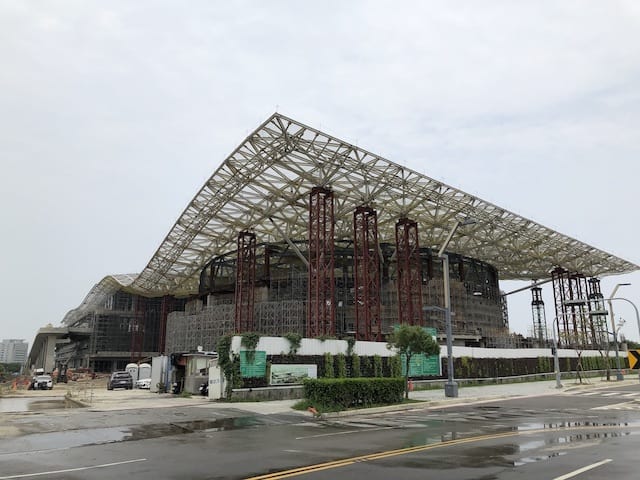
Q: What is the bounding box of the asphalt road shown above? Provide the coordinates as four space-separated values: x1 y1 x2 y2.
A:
2 383 640 479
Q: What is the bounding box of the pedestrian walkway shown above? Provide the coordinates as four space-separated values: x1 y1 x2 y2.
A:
3 375 638 418
415 376 639 401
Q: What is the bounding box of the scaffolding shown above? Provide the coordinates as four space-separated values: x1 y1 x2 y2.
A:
531 286 547 343
234 231 257 333
551 268 597 347
307 187 335 337
395 218 423 326
353 206 381 341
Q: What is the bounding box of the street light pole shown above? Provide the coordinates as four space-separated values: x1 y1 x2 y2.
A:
441 253 457 397
608 283 630 381
551 314 563 389
608 295 640 382
436 218 475 398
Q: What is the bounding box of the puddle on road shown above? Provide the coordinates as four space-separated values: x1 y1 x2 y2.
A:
388 418 639 471
0 397 79 413
0 426 131 455
0 415 263 455
125 416 262 441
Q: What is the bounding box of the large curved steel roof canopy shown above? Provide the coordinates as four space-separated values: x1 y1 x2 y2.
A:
122 112 638 297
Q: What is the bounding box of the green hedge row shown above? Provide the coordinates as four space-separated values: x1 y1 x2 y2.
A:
303 377 405 409
450 355 629 379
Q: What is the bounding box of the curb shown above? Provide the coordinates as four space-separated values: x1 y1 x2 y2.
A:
316 394 526 419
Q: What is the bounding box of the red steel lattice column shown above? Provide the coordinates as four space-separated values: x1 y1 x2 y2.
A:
395 218 423 326
130 295 145 362
354 206 381 341
235 231 257 333
587 277 605 345
308 187 335 338
158 295 172 354
551 268 589 347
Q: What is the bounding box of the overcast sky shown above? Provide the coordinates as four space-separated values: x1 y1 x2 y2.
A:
2 1 639 349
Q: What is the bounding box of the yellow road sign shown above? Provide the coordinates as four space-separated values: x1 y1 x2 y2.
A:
628 350 640 369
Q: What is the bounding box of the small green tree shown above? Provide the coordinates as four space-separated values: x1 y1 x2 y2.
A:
351 354 361 378
323 353 334 378
373 355 383 377
361 356 371 377
335 353 347 378
387 325 441 398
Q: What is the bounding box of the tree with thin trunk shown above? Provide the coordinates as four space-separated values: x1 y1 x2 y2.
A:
387 325 440 399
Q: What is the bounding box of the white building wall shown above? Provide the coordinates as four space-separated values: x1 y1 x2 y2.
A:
229 336 612 359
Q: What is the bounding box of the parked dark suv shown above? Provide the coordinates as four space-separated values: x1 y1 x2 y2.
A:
107 371 133 390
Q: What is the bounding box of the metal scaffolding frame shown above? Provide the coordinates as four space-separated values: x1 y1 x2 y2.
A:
530 286 547 342
395 218 423 326
552 268 595 347
234 231 257 333
353 206 381 341
130 295 145 362
587 277 607 347
307 187 335 337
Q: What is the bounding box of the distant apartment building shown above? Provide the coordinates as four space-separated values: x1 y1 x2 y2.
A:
0 339 28 364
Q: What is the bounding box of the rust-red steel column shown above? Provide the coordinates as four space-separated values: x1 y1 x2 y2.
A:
235 231 257 333
552 268 589 347
130 295 145 362
308 187 335 338
354 206 381 341
158 295 172 354
395 218 423 326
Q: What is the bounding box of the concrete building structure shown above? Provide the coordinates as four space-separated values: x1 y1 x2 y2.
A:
27 114 639 370
0 339 28 364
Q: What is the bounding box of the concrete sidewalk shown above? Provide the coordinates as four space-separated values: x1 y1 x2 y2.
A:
3 375 637 418
72 375 640 415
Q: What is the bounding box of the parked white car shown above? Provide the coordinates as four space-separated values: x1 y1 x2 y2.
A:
135 378 151 389
31 374 53 390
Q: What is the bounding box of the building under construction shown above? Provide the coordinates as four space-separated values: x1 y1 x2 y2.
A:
43 113 637 372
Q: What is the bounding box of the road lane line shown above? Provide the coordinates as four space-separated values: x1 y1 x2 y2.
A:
246 431 522 479
552 459 612 480
0 458 147 479
0 447 71 457
247 424 637 480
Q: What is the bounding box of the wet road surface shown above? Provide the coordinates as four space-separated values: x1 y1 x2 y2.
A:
1 382 640 479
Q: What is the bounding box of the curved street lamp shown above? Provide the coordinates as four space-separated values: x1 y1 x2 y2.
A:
434 217 476 398
608 283 631 381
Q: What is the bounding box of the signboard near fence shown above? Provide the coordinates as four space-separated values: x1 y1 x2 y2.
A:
239 351 267 378
398 327 441 376
270 364 317 385
401 353 441 376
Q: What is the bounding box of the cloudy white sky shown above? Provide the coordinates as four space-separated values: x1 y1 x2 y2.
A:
2 1 639 349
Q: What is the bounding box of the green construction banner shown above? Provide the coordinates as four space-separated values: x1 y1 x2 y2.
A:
239 350 267 378
401 352 441 376
398 326 441 376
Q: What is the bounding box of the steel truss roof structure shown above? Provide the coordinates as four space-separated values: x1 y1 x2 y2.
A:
63 113 638 324
134 113 638 295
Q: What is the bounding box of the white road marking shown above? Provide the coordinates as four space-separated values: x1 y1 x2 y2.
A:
578 392 600 396
601 392 622 397
295 426 394 440
552 458 612 480
0 447 70 458
0 458 147 479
